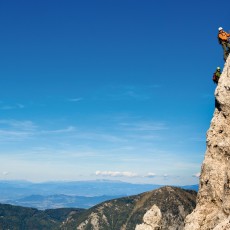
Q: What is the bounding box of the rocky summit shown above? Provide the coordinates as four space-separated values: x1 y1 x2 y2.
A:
184 56 230 229
62 186 196 230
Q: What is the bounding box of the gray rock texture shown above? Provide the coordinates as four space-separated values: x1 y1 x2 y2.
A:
135 204 162 230
184 56 230 229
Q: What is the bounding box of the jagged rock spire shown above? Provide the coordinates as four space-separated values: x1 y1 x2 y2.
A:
184 56 230 229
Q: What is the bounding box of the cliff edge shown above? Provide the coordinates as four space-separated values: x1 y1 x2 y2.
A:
184 56 230 229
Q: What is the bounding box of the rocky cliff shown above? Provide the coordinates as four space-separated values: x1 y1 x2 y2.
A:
184 57 230 229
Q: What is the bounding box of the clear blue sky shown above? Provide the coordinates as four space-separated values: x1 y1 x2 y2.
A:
0 0 229 185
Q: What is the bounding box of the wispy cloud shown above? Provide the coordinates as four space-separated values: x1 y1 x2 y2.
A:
119 121 168 131
92 85 158 101
192 172 200 178
0 120 37 130
0 130 31 139
0 119 77 142
0 103 25 110
95 170 138 177
68 97 83 102
122 90 150 100
17 104 25 109
144 173 175 179
145 172 157 178
95 171 175 179
40 126 75 134
126 134 160 141
0 119 127 144
72 132 126 143
0 120 36 141
163 174 169 178
2 171 9 176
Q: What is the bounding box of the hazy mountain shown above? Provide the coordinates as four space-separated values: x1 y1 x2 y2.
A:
0 186 197 229
61 186 197 230
181 184 199 191
0 180 161 200
0 180 198 211
6 194 121 210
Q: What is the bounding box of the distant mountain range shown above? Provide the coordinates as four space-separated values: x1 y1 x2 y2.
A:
0 186 197 229
7 194 121 209
0 180 198 210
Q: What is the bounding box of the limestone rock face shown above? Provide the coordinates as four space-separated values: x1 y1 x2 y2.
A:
184 57 230 229
135 204 162 230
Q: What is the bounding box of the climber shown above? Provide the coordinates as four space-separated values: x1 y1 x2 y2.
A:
218 27 230 61
213 67 221 84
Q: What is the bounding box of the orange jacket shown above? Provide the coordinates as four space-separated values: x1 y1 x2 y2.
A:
218 31 230 41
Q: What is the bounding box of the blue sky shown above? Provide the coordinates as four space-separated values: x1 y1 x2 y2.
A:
0 0 229 185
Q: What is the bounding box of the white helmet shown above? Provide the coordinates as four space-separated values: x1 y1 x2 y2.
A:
218 27 223 31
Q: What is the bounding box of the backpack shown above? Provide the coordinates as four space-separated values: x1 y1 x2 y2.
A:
213 73 218 84
218 34 222 44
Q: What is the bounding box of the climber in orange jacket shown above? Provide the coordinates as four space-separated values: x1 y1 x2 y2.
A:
218 27 230 61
